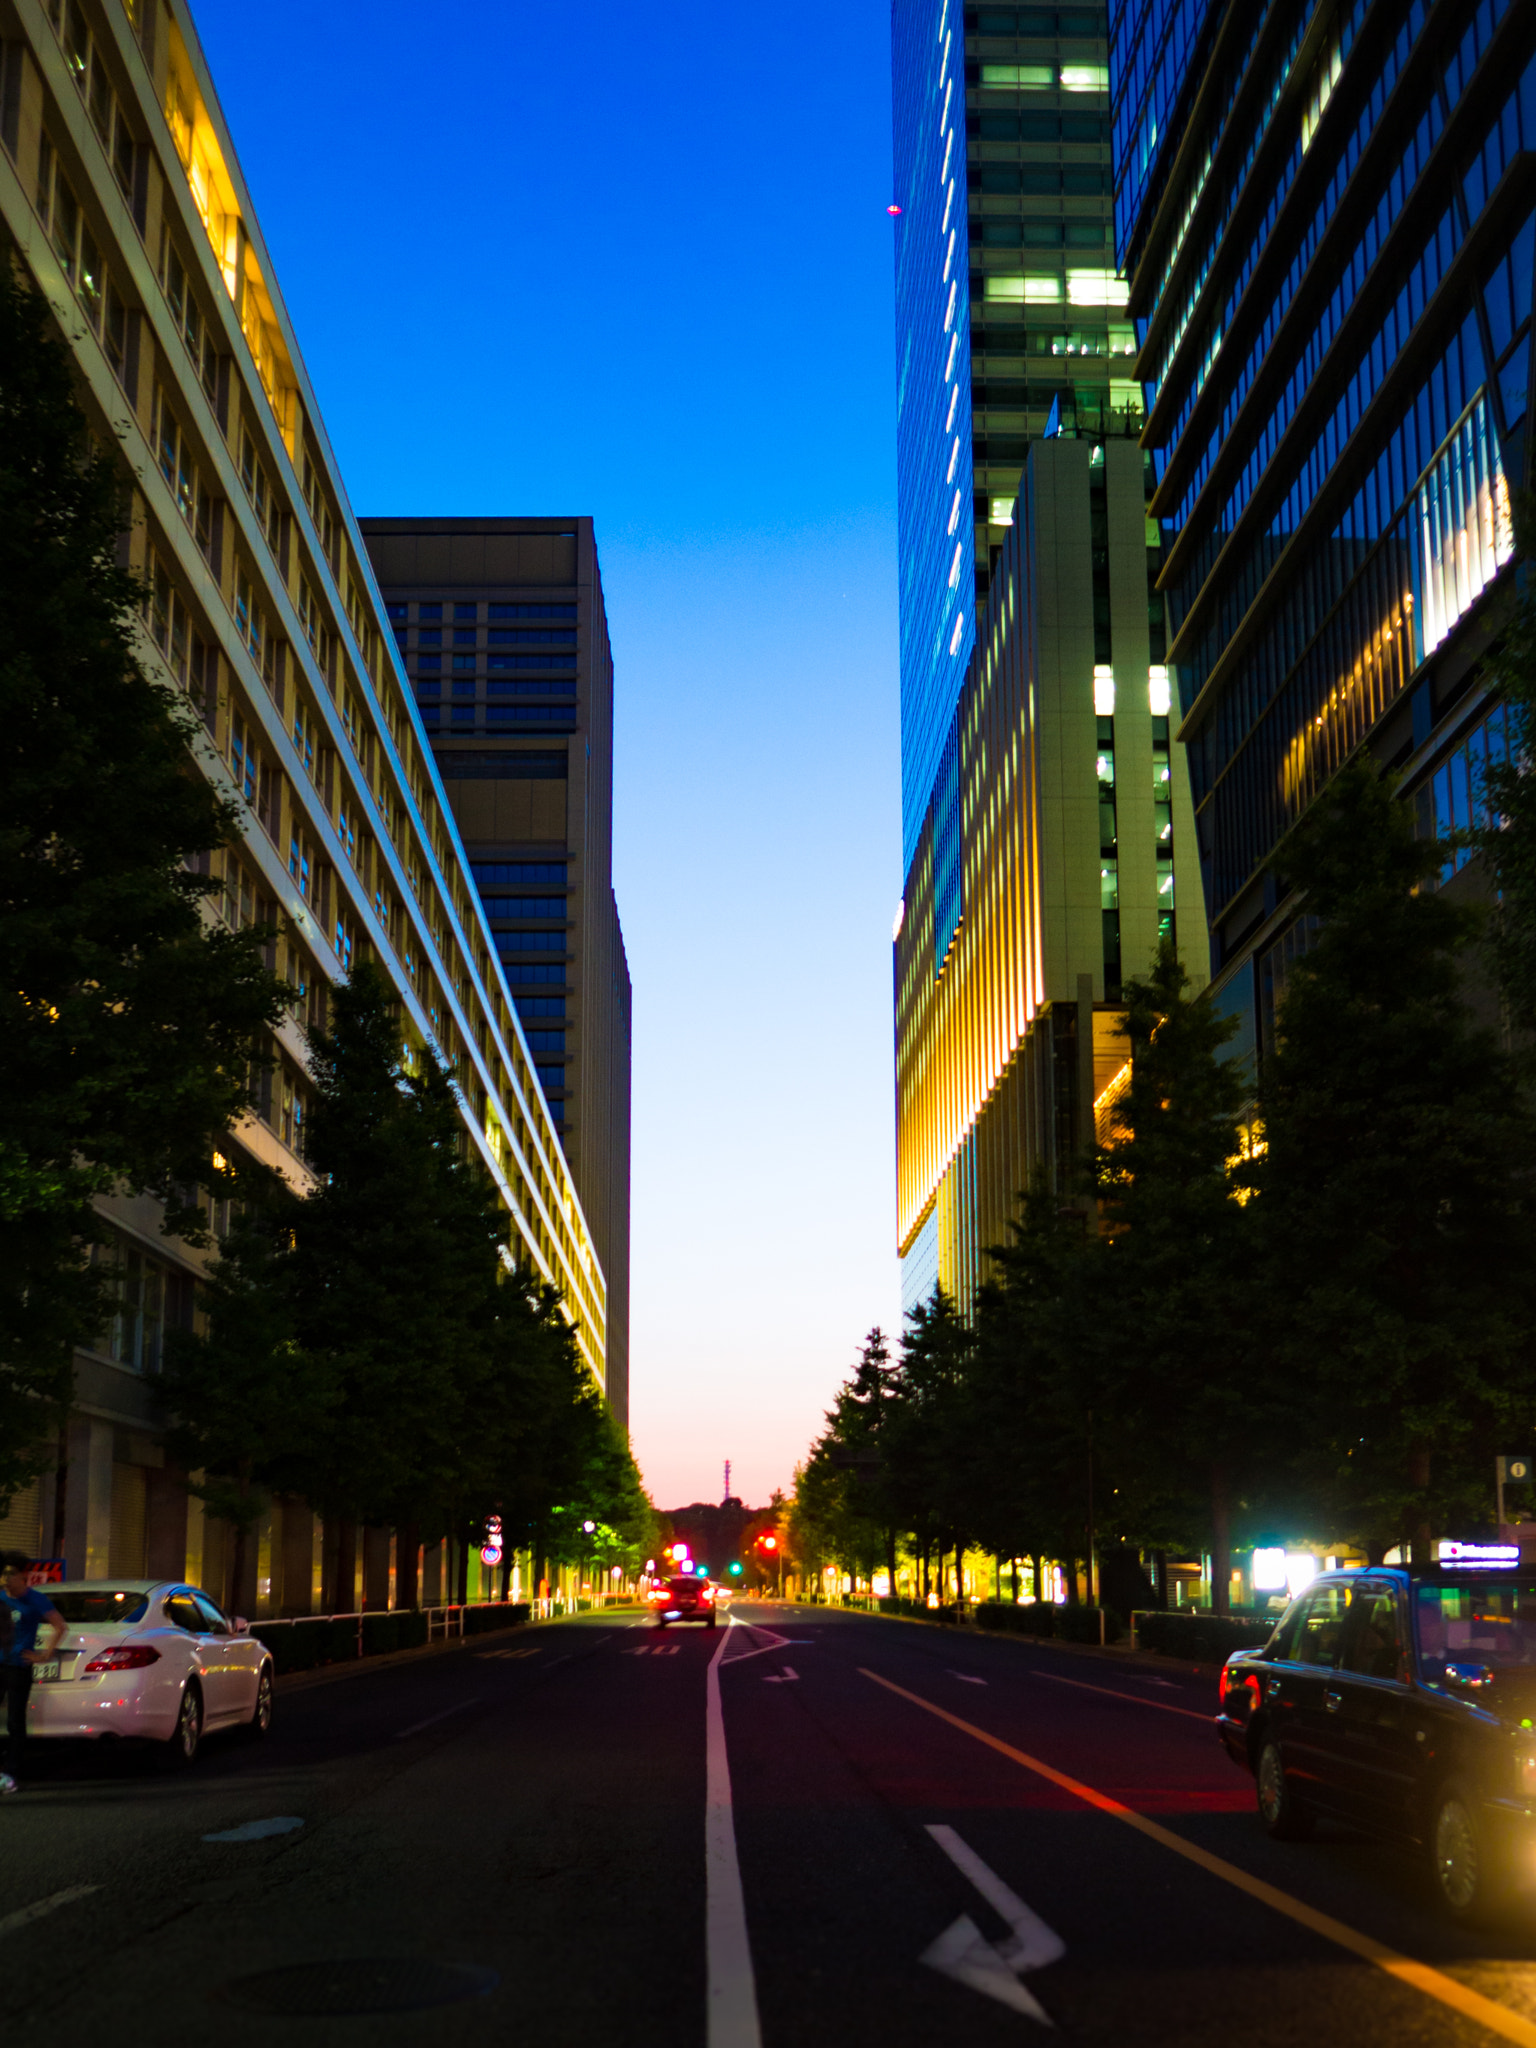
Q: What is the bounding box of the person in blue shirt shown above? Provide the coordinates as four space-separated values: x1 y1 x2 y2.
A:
0 1551 66 1794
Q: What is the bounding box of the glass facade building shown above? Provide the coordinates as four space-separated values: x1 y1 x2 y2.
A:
893 1 1126 885
1111 0 1534 1021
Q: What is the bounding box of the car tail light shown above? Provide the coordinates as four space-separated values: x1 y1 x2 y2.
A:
83 1645 161 1673
702 1586 715 1600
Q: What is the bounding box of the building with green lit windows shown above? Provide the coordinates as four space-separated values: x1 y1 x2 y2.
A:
892 1 1206 1312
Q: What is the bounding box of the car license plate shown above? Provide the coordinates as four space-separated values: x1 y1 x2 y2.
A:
31 1661 60 1682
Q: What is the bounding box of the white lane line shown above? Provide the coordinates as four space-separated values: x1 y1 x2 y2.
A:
950 1672 987 1685
0 1886 99 1939
706 1621 762 2048
395 1697 481 1739
203 1816 304 1843
1029 1671 1209 1722
761 1666 799 1684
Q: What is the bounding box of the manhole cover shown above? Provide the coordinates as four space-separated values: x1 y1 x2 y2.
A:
219 1958 499 2015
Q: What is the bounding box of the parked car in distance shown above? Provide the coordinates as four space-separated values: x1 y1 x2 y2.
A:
650 1575 718 1629
1217 1558 1536 1920
27 1581 273 1764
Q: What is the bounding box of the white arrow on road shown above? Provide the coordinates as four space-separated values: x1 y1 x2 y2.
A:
920 1824 1064 2025
761 1667 799 1684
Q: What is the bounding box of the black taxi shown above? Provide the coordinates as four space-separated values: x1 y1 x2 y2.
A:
1217 1554 1536 1920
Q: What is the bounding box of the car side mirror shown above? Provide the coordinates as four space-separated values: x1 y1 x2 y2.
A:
231 1616 250 1635
1444 1660 1494 1689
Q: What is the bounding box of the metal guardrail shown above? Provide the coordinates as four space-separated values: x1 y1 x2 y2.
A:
252 1604 472 1660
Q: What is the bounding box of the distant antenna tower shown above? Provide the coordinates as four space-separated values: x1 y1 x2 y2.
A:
723 1459 731 1503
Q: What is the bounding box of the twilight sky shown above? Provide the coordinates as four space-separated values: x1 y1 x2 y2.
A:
191 0 904 1509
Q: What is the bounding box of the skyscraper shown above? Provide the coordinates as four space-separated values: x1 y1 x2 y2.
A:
893 1 1128 879
1112 0 1533 1046
891 1 1205 1311
360 519 632 1425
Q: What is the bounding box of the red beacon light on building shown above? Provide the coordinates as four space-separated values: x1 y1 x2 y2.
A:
887 204 902 216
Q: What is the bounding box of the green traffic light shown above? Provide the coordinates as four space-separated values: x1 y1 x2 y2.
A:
729 1562 743 1576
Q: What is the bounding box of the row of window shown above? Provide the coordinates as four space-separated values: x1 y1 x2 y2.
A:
968 110 1110 144
970 7 1106 32
420 709 577 732
414 654 579 672
403 629 578 648
417 681 577 702
977 63 1108 91
976 218 1109 247
472 861 568 885
385 602 577 623
971 161 1111 195
479 897 569 920
1416 703 1512 883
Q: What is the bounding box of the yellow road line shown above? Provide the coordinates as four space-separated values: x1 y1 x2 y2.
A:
861 1667 1536 2048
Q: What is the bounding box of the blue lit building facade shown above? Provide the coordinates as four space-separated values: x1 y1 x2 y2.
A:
1111 0 1534 1042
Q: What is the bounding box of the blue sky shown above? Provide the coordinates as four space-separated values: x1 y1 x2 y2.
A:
191 0 903 1507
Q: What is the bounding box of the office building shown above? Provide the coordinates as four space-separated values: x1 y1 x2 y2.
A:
359 518 631 1427
892 0 1205 1309
896 435 1206 1312
1111 0 1533 1052
0 0 611 1603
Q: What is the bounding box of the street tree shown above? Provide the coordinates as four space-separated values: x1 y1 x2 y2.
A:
0 268 284 1511
1255 759 1536 1557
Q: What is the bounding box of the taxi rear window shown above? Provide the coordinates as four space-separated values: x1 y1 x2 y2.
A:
1416 1580 1536 1674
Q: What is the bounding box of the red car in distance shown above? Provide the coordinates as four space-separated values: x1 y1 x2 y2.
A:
650 1575 718 1629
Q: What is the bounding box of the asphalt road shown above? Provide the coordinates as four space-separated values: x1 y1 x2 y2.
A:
9 1602 1536 2044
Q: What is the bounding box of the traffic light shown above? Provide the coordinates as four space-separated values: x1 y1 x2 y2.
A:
760 1534 778 1551
728 1562 743 1576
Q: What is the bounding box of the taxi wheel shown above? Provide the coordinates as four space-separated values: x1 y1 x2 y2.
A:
705 1615 717 1630
164 1682 202 1769
1431 1780 1506 1923
1256 1739 1312 1840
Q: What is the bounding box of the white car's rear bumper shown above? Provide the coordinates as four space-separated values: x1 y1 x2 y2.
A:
25 1676 178 1741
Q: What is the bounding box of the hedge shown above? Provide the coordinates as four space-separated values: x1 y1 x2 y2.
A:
1133 1610 1277 1661
876 1595 964 1622
973 1601 1124 1644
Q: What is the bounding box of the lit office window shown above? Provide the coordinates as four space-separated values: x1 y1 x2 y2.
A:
1067 270 1130 307
986 274 1062 303
980 65 1054 89
1060 66 1109 92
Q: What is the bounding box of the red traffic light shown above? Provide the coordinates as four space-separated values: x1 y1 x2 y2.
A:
760 1535 777 1550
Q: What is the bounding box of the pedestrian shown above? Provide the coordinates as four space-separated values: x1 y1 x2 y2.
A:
0 1552 66 1794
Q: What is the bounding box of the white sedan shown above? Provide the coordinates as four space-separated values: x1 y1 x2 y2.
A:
28 1580 273 1764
